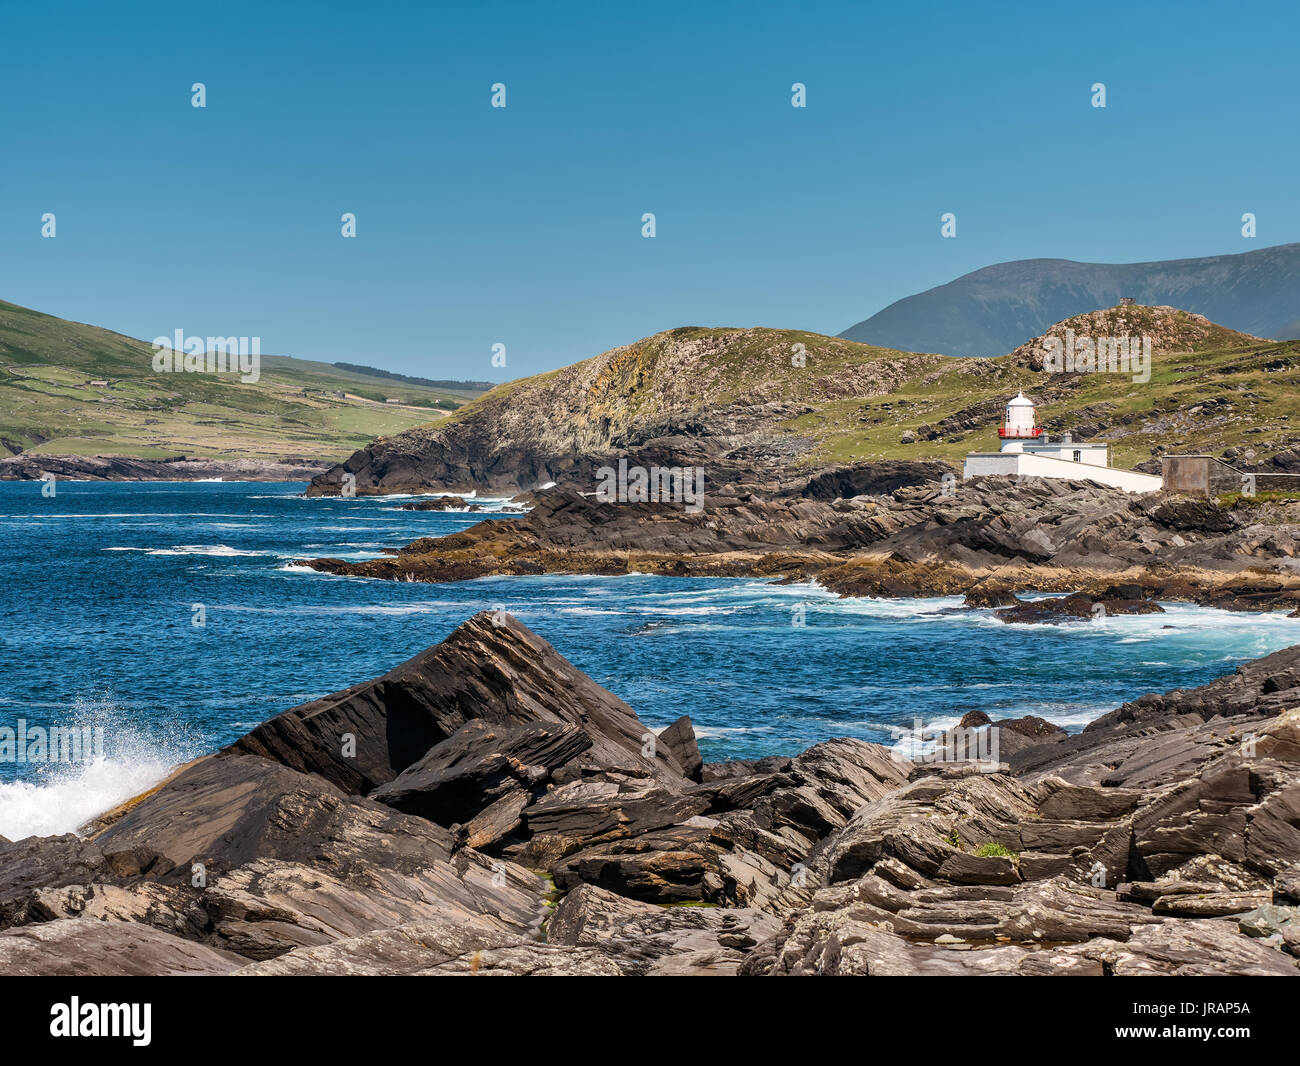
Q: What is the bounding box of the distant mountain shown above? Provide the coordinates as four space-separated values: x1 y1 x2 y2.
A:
840 243 1300 358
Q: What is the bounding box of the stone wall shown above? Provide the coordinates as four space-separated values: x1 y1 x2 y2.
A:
1162 454 1300 496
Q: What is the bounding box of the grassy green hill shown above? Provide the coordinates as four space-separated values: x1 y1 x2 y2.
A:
426 307 1295 475
425 326 948 449
0 300 490 461
794 305 1297 471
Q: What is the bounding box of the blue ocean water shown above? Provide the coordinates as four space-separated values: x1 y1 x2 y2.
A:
1 480 1296 837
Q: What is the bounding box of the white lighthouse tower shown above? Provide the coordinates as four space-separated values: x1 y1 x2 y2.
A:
997 392 1041 452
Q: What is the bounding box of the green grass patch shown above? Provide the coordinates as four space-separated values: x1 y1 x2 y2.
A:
1217 490 1300 507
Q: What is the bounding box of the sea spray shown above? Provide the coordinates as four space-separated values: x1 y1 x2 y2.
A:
0 696 207 839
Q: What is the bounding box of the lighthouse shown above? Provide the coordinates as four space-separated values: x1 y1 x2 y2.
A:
962 392 1165 493
997 392 1041 451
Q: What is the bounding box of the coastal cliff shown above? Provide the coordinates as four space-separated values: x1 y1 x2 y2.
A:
3 613 1299 976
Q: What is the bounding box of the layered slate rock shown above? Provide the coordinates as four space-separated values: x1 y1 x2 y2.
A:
657 716 704 782
744 660 1300 976
546 883 783 975
230 611 689 793
994 592 1165 625
1009 642 1300 785
415 943 628 976
0 750 554 972
230 615 730 876
741 911 1296 977
233 916 545 976
940 711 1067 761
800 460 954 501
0 454 328 483
1 835 117 929
370 720 594 838
545 739 915 907
0 918 242 976
0 616 718 974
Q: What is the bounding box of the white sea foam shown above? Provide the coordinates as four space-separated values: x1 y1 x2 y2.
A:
0 700 204 839
691 725 776 739
1031 705 1114 729
820 595 964 619
375 491 516 504
147 544 264 557
102 544 266 557
0 757 179 839
283 549 388 562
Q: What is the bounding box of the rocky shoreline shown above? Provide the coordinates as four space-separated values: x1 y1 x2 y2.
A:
0 454 330 482
3 611 1298 976
300 470 1300 615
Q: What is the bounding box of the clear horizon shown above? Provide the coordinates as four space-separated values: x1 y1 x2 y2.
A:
2 0 1297 381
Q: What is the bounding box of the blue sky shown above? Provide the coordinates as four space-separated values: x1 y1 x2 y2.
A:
1 0 1296 381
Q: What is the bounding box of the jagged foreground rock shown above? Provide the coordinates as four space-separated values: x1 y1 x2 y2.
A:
2 614 1299 976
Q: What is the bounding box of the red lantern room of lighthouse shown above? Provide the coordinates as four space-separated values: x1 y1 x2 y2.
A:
997 392 1042 451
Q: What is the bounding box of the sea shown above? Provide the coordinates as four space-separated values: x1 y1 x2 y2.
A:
1 480 1295 839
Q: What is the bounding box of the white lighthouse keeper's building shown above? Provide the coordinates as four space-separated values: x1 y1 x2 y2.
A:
963 392 1162 493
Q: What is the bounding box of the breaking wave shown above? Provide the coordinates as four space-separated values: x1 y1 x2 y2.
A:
0 698 206 839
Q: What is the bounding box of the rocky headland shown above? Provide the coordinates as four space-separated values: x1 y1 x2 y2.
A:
304 310 1300 501
304 325 943 497
301 471 1300 615
3 612 1298 976
0 454 330 482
